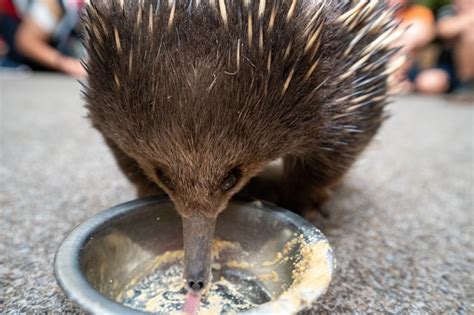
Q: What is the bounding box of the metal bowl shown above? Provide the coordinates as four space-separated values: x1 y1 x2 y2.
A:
55 197 334 314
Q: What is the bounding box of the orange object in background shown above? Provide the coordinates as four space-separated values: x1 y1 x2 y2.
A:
397 4 435 25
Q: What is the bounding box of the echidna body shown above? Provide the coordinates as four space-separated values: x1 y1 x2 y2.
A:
84 0 399 293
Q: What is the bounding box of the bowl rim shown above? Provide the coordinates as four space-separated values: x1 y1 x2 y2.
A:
54 196 333 314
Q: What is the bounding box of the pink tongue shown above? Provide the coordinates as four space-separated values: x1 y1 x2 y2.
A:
182 292 201 315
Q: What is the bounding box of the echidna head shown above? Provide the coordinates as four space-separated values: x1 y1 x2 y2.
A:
139 128 274 292
144 122 279 292
87 79 285 292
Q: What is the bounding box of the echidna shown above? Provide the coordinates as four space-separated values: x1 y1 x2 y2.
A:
83 0 400 294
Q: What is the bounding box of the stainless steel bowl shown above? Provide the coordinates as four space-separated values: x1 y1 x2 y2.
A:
55 197 334 314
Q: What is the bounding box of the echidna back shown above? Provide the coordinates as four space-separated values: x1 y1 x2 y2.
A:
84 0 398 158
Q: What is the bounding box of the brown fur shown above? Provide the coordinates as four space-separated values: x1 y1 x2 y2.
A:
83 0 396 218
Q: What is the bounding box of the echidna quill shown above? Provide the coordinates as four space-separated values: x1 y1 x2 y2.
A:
83 0 400 303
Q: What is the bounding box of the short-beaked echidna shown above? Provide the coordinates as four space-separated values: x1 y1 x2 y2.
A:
83 0 401 293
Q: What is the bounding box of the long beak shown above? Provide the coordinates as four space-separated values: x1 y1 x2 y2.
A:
182 215 216 293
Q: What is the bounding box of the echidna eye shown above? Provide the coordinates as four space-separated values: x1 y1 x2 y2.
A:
221 168 241 192
155 167 174 191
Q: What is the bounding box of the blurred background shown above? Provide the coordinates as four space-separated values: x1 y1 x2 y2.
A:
1 1 472 313
0 0 473 96
0 0 86 76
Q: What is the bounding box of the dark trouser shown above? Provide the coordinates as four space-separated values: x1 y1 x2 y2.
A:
407 49 460 93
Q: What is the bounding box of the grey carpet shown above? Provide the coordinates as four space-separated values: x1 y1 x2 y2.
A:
1 73 473 314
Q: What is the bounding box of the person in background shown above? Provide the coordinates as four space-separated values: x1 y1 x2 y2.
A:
0 0 86 77
388 0 436 93
415 0 474 94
